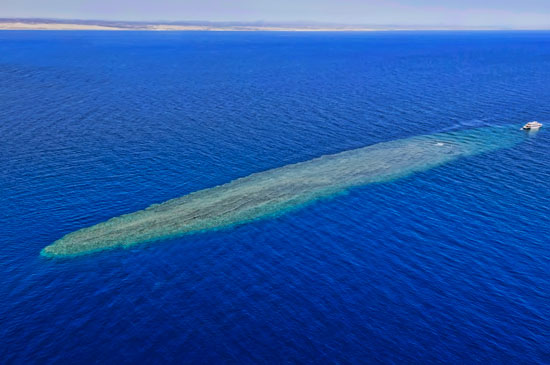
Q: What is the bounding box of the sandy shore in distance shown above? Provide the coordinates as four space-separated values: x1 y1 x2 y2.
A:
0 22 378 31
0 22 124 30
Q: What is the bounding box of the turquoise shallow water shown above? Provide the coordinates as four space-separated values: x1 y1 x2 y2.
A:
1 31 549 363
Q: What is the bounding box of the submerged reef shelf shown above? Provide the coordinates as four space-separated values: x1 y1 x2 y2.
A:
42 126 522 257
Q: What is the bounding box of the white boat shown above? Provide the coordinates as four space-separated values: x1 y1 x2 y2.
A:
522 121 543 130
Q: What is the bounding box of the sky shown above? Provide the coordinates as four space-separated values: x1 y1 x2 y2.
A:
2 0 550 28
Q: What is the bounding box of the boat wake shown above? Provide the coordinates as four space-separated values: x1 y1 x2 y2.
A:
42 126 522 257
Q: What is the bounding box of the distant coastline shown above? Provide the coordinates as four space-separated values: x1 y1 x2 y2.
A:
0 18 545 31
0 22 376 31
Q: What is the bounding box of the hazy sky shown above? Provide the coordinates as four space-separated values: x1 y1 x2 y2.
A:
2 0 550 27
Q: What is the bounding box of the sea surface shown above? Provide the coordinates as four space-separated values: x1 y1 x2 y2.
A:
0 31 548 363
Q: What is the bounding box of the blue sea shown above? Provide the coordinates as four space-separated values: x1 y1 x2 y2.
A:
0 31 548 363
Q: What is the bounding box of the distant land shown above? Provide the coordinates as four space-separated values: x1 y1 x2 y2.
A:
0 18 544 31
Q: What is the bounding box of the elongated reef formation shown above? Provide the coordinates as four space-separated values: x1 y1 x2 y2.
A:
42 126 522 257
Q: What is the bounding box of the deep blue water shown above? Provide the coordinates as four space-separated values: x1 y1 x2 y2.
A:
1 31 548 363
